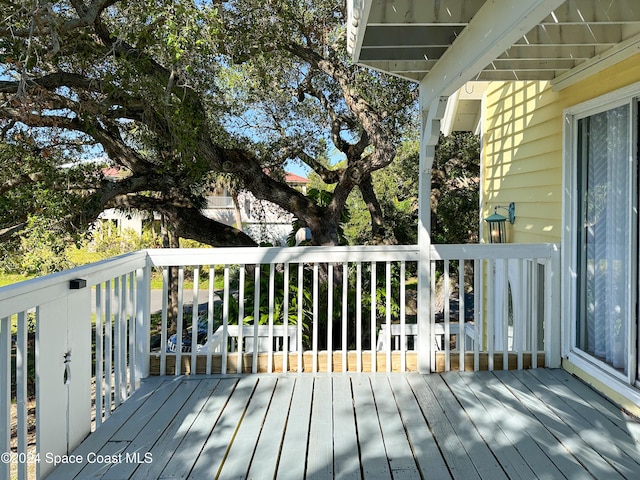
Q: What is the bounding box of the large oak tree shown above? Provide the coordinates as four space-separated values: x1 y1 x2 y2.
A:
0 0 416 248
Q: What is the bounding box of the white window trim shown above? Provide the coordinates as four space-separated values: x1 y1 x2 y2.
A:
562 81 640 389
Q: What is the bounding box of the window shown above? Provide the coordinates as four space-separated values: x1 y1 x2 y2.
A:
564 88 639 385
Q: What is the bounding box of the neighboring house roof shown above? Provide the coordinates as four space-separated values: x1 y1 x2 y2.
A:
284 172 310 184
102 166 131 179
102 166 122 178
348 0 640 104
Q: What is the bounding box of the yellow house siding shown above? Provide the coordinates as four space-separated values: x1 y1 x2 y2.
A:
481 53 640 244
483 81 562 243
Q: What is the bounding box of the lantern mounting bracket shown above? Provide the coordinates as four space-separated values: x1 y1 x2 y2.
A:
494 202 515 224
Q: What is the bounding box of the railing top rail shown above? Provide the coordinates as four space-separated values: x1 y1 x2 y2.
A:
0 250 148 317
431 243 559 260
145 245 421 266
0 243 561 318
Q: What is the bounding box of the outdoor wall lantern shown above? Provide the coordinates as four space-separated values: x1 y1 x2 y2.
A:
484 203 515 244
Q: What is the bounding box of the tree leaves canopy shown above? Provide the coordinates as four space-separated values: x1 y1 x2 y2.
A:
0 0 418 249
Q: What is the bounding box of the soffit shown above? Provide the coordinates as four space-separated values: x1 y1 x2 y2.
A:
349 0 640 83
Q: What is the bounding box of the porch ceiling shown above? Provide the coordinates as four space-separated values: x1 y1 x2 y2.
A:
349 0 640 85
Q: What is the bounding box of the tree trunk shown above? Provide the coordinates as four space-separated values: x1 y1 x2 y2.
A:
231 191 244 232
161 215 179 333
359 173 388 244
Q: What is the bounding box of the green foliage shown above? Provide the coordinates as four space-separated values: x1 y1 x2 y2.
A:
344 138 420 245
0 137 95 235
90 225 160 258
342 132 479 245
431 132 481 244
2 216 74 276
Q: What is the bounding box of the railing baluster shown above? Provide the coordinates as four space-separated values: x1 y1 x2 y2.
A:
95 284 104 427
342 261 348 372
444 259 450 372
459 259 465 372
297 263 303 373
237 266 245 373
113 276 121 407
128 271 136 394
532 260 539 369
105 280 112 417
161 268 168 376
0 316 9 480
385 261 391 372
327 263 333 373
119 274 128 403
502 259 509 371
283 263 290 373
16 311 27 480
268 263 275 373
430 259 436 372
400 261 406 373
207 266 215 375
370 261 377 373
176 267 184 375
517 259 525 370
312 263 319 373
487 261 494 371
222 265 230 375
252 264 260 374
356 262 362 372
474 259 480 371
191 266 200 374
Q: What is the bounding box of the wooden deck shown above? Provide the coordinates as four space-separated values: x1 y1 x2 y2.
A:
47 369 640 479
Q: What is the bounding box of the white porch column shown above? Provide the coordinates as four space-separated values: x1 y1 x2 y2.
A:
417 94 448 374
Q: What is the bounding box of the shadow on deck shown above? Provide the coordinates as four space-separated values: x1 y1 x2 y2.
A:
47 369 640 479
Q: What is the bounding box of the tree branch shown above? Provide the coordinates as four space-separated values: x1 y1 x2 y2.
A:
111 195 258 247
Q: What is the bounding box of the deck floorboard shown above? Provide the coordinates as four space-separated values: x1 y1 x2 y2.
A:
276 375 314 479
48 370 640 479
246 376 296 480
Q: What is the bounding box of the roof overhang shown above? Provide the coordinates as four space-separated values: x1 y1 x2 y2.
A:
348 0 640 106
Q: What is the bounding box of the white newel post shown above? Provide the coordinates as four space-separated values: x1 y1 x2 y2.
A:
36 285 92 479
417 95 448 374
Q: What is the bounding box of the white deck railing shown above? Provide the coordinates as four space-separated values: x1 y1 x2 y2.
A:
147 245 421 376
0 251 150 479
0 243 560 478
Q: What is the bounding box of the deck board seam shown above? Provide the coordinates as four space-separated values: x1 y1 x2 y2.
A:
44 371 640 480
494 370 619 479
510 369 640 478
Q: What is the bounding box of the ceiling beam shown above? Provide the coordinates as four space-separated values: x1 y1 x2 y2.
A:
367 0 483 25
358 47 446 62
362 25 464 47
499 44 596 60
552 31 640 90
420 0 566 106
488 58 579 70
517 24 626 45
541 0 640 24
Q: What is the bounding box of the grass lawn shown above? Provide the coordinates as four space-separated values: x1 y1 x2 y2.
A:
0 273 33 287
